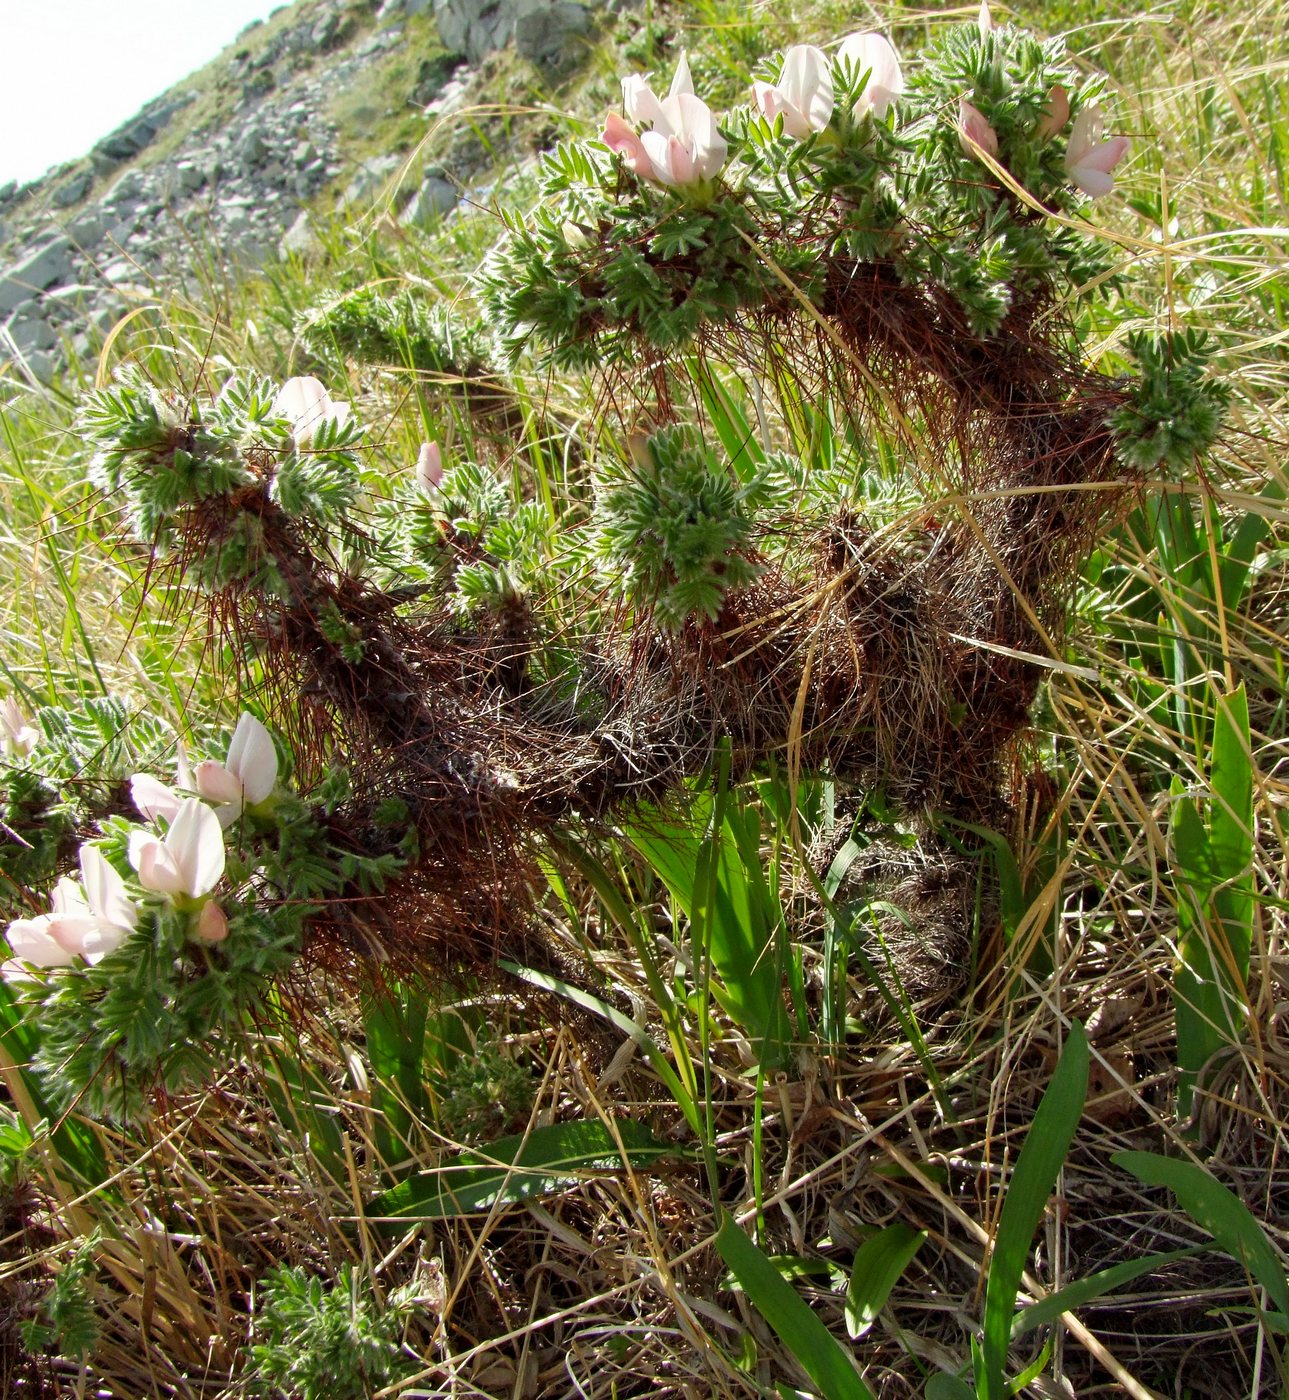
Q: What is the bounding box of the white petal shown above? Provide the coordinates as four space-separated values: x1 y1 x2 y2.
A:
225 713 278 805
81 924 130 965
166 799 226 899
80 846 138 934
668 52 694 100
779 46 834 133
132 773 181 824
623 74 667 131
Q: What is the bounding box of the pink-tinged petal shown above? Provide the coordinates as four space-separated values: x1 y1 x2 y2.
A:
415 441 443 494
129 832 187 896
667 52 694 101
226 713 278 805
664 133 697 186
840 32 904 120
1037 84 1070 139
81 924 130 965
1066 106 1102 165
639 129 674 183
131 773 182 824
623 74 666 130
674 93 727 178
6 916 77 967
45 914 99 956
1080 135 1131 175
1 958 37 983
1 697 39 757
166 799 226 899
79 847 138 934
753 80 785 124
194 760 245 805
778 45 834 134
602 111 656 179
1069 162 1117 198
958 98 999 157
195 901 229 944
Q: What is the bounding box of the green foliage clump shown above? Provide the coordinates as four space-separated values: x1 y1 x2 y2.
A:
895 21 1120 332
83 371 365 598
249 1263 419 1400
21 1231 101 1362
1109 329 1232 472
297 288 494 382
478 142 811 368
480 16 1128 359
437 1033 534 1141
592 427 783 628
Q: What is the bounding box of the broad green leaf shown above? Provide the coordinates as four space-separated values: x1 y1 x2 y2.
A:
1113 1152 1289 1319
715 1211 875 1400
1012 1246 1202 1338
367 1119 678 1220
845 1223 927 1338
979 1023 1088 1400
925 1374 976 1399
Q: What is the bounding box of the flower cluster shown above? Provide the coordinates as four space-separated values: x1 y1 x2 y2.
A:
599 25 1127 200
602 53 729 189
2 712 278 980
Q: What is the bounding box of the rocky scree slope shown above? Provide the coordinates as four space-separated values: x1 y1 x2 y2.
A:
0 0 618 381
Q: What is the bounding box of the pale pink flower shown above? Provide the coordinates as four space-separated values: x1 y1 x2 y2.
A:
194 713 278 811
273 376 351 448
837 32 904 121
602 111 656 181
3 848 139 975
1037 85 1070 139
977 0 993 38
1065 106 1130 197
958 98 999 158
753 44 834 140
128 799 226 900
618 54 728 187
1 697 38 759
415 441 444 495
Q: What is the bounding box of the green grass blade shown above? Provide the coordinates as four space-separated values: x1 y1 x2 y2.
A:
715 1210 876 1400
1113 1151 1289 1319
1011 1246 1203 1339
979 1022 1088 1400
845 1223 927 1339
366 1119 679 1220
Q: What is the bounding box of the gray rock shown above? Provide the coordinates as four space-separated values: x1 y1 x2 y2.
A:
292 140 317 168
279 210 320 258
51 171 93 208
0 236 76 313
175 162 207 194
342 154 401 207
399 169 458 226
67 211 107 246
514 1 590 71
4 308 57 355
19 348 57 383
241 126 271 169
